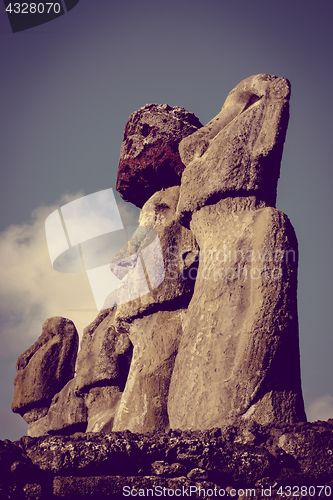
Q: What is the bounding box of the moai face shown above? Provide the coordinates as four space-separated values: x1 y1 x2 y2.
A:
177 74 291 226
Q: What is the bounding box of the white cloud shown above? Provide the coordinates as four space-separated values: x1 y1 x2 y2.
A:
0 192 98 358
60 189 123 246
116 198 140 227
0 191 141 355
306 394 333 422
0 191 141 440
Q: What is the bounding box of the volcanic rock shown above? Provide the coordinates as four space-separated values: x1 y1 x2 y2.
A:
105 187 199 433
85 386 122 433
70 309 134 434
11 317 78 418
112 186 199 325
102 226 163 310
177 74 291 227
74 309 133 396
166 75 305 429
112 309 184 433
26 414 50 438
26 378 87 438
116 104 203 208
11 74 307 442
46 379 87 435
22 408 48 425
2 422 333 498
168 197 306 429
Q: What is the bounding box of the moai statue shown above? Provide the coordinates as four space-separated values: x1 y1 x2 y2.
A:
168 74 306 429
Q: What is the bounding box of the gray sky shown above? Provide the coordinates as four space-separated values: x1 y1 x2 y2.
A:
1 0 333 440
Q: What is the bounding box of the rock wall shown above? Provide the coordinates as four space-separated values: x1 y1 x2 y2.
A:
1 421 333 499
116 104 203 208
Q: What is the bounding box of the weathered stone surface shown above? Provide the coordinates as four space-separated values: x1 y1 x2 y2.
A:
27 413 50 438
2 422 333 498
0 438 45 499
187 468 210 481
12 317 79 416
23 407 48 425
52 476 208 500
116 104 203 208
10 74 307 442
28 380 87 437
102 226 164 310
85 386 122 433
108 186 199 324
150 460 186 477
63 187 197 437
177 74 291 227
112 309 185 433
47 379 87 435
278 425 333 482
94 188 197 434
168 198 306 429
74 309 133 395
